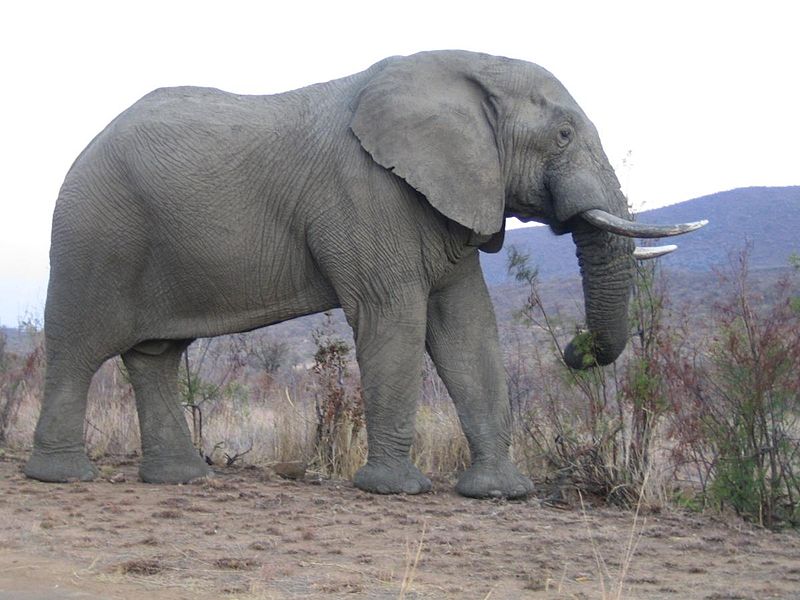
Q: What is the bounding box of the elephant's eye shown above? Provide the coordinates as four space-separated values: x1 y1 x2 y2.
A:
557 126 573 147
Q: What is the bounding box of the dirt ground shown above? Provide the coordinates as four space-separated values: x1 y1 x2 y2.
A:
0 454 798 600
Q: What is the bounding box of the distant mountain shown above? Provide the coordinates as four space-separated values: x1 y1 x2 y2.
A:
480 186 800 285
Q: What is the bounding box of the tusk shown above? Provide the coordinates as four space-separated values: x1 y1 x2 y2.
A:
582 209 708 238
634 244 677 260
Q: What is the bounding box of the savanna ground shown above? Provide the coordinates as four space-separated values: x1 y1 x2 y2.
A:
1 453 799 600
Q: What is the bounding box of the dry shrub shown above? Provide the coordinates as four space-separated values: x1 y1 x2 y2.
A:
117 558 164 576
0 324 44 446
308 312 366 479
663 248 800 528
506 246 671 508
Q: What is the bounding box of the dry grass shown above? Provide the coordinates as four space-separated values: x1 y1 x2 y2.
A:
398 521 427 599
2 360 460 487
579 469 650 600
411 403 470 475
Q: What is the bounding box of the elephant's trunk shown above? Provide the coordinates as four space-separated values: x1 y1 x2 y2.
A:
564 221 635 369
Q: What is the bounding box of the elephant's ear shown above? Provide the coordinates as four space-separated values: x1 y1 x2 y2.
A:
351 52 505 236
479 221 505 254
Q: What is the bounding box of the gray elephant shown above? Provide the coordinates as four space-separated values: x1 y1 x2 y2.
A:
25 51 703 498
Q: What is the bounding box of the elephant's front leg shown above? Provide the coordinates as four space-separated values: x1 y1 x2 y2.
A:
349 299 432 495
426 253 534 499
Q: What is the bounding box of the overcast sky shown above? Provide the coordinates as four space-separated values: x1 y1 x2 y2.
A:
1 1 798 327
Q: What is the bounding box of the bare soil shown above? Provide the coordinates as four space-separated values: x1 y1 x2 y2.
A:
0 454 798 599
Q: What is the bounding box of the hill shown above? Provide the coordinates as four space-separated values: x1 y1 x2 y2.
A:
480 186 800 285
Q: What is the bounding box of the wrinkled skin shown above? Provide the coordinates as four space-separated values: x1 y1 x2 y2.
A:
26 51 637 498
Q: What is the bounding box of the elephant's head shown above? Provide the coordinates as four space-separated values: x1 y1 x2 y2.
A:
351 51 704 369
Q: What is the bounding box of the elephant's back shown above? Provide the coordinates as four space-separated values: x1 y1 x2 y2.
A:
123 86 299 130
56 85 304 222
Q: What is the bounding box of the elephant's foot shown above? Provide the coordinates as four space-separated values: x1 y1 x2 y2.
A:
24 449 98 482
456 459 533 499
353 459 432 495
139 452 211 484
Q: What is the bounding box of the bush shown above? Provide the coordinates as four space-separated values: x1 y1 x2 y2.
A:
665 249 800 528
310 312 365 479
0 325 44 445
506 245 668 507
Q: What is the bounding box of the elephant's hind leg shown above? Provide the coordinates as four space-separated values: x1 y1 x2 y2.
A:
24 355 99 482
122 340 211 483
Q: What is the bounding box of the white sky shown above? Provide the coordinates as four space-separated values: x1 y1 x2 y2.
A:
1 0 798 327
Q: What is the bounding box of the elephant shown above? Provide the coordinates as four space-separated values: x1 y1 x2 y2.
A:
24 50 704 498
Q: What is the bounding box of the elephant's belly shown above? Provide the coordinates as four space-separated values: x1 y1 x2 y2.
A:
156 281 340 340
135 247 340 341
232 283 341 334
